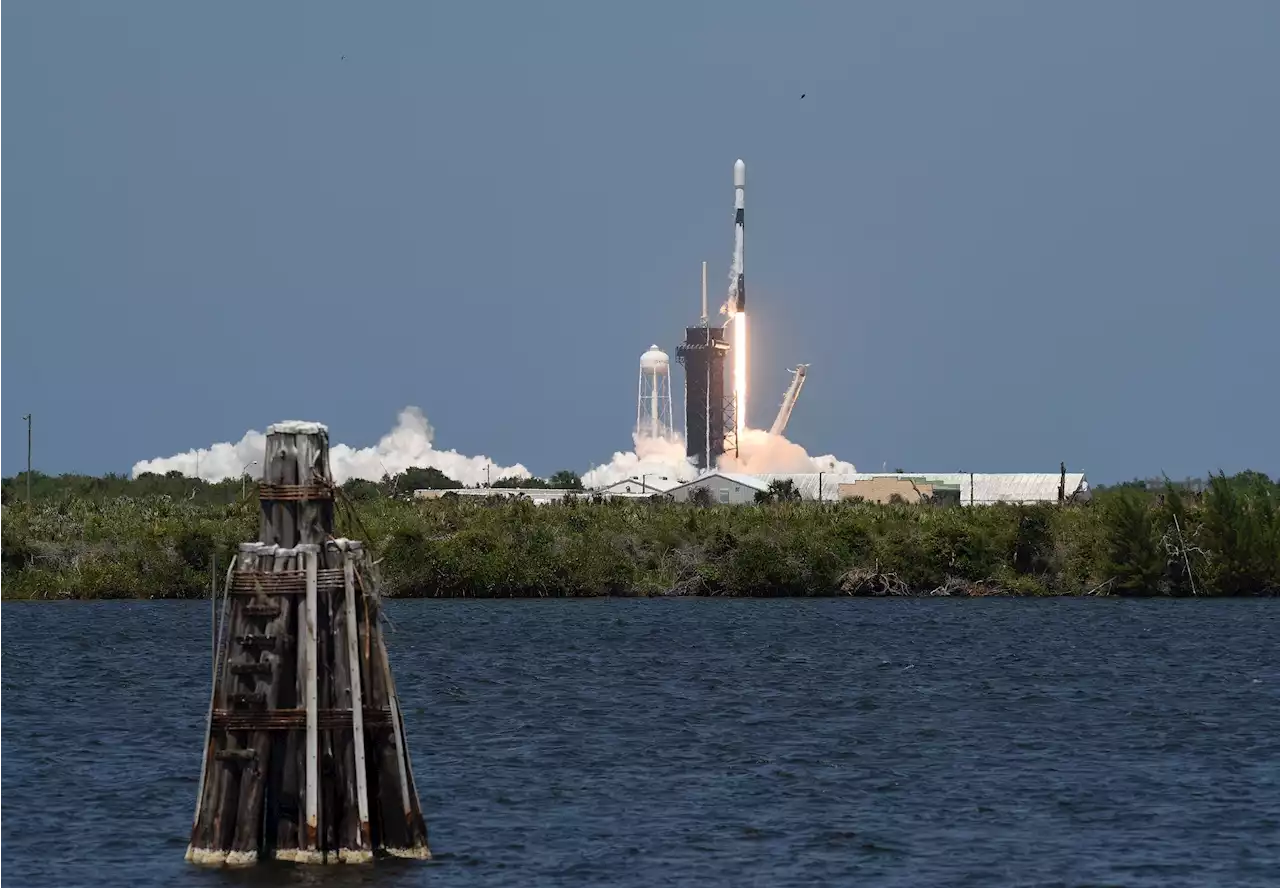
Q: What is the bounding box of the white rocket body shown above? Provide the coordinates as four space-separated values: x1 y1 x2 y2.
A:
732 159 745 312
729 158 747 435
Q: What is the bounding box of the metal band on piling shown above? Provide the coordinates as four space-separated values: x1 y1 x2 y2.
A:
229 569 344 595
257 483 334 502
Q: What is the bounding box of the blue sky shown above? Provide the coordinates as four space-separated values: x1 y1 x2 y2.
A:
4 1 1278 482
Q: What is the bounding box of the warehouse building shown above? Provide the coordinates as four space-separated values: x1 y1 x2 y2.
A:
665 472 771 504
413 487 573 506
414 471 1090 508
594 476 682 499
751 472 1090 505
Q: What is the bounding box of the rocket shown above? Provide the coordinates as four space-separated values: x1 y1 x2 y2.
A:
729 158 749 437
733 158 745 312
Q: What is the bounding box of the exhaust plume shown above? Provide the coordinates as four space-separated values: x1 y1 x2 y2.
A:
718 426 856 475
581 426 855 489
130 407 530 486
582 432 699 489
131 409 855 493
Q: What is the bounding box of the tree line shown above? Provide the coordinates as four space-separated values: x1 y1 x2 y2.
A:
2 468 1276 600
0 465 585 508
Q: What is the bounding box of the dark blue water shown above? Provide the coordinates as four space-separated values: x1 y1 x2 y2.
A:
3 599 1278 887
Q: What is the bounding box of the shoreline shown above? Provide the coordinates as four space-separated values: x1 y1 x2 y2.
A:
6 589 1273 602
4 473 1277 600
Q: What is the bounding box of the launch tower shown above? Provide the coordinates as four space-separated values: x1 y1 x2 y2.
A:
676 325 729 471
677 261 734 471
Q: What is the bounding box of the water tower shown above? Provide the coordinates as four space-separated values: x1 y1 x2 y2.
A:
637 345 674 441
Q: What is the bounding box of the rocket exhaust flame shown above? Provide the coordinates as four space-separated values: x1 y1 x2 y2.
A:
733 311 747 438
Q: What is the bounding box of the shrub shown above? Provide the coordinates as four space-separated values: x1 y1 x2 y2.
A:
1103 490 1164 595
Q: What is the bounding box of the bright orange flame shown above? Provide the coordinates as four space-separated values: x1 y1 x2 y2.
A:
733 310 747 439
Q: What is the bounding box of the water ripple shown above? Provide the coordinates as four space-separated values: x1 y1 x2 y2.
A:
2 598 1278 887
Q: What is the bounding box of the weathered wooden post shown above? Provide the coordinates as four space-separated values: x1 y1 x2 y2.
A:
187 421 429 865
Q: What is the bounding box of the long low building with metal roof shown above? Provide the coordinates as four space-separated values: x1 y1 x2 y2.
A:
749 472 1090 505
413 472 1090 507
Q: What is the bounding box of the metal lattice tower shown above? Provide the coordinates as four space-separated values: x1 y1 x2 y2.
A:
637 345 675 442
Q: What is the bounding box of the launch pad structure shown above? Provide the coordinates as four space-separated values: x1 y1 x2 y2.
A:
677 256 735 471
676 324 734 471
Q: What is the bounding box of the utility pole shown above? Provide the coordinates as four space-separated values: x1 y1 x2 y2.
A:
486 463 491 489
241 460 259 500
23 414 32 503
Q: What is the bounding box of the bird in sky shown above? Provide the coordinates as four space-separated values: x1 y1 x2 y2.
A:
800 93 806 99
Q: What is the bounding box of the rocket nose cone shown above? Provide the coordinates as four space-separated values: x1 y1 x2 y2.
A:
734 159 745 187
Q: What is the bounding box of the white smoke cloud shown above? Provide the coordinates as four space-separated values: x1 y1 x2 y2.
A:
581 427 855 489
130 406 530 487
582 432 698 489
131 406 856 493
718 427 857 476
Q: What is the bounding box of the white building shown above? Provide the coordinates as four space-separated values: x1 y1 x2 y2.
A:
665 472 771 505
594 476 682 499
413 487 575 506
418 471 1091 508
751 472 1090 505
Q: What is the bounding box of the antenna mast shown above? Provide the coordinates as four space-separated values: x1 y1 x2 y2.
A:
700 261 708 326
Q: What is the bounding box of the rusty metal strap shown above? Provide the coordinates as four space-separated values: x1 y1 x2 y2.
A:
258 483 334 502
230 569 344 595
212 708 394 731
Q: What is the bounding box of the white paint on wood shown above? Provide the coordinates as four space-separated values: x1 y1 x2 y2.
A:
225 850 258 866
302 544 320 851
186 847 229 866
343 546 372 848
274 848 326 864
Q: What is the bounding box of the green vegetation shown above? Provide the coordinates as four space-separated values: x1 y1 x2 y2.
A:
491 470 585 490
3 470 1277 600
755 479 802 504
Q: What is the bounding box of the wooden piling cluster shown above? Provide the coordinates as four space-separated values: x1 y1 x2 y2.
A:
187 421 429 865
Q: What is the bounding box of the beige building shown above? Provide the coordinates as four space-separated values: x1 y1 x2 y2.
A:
837 477 938 504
